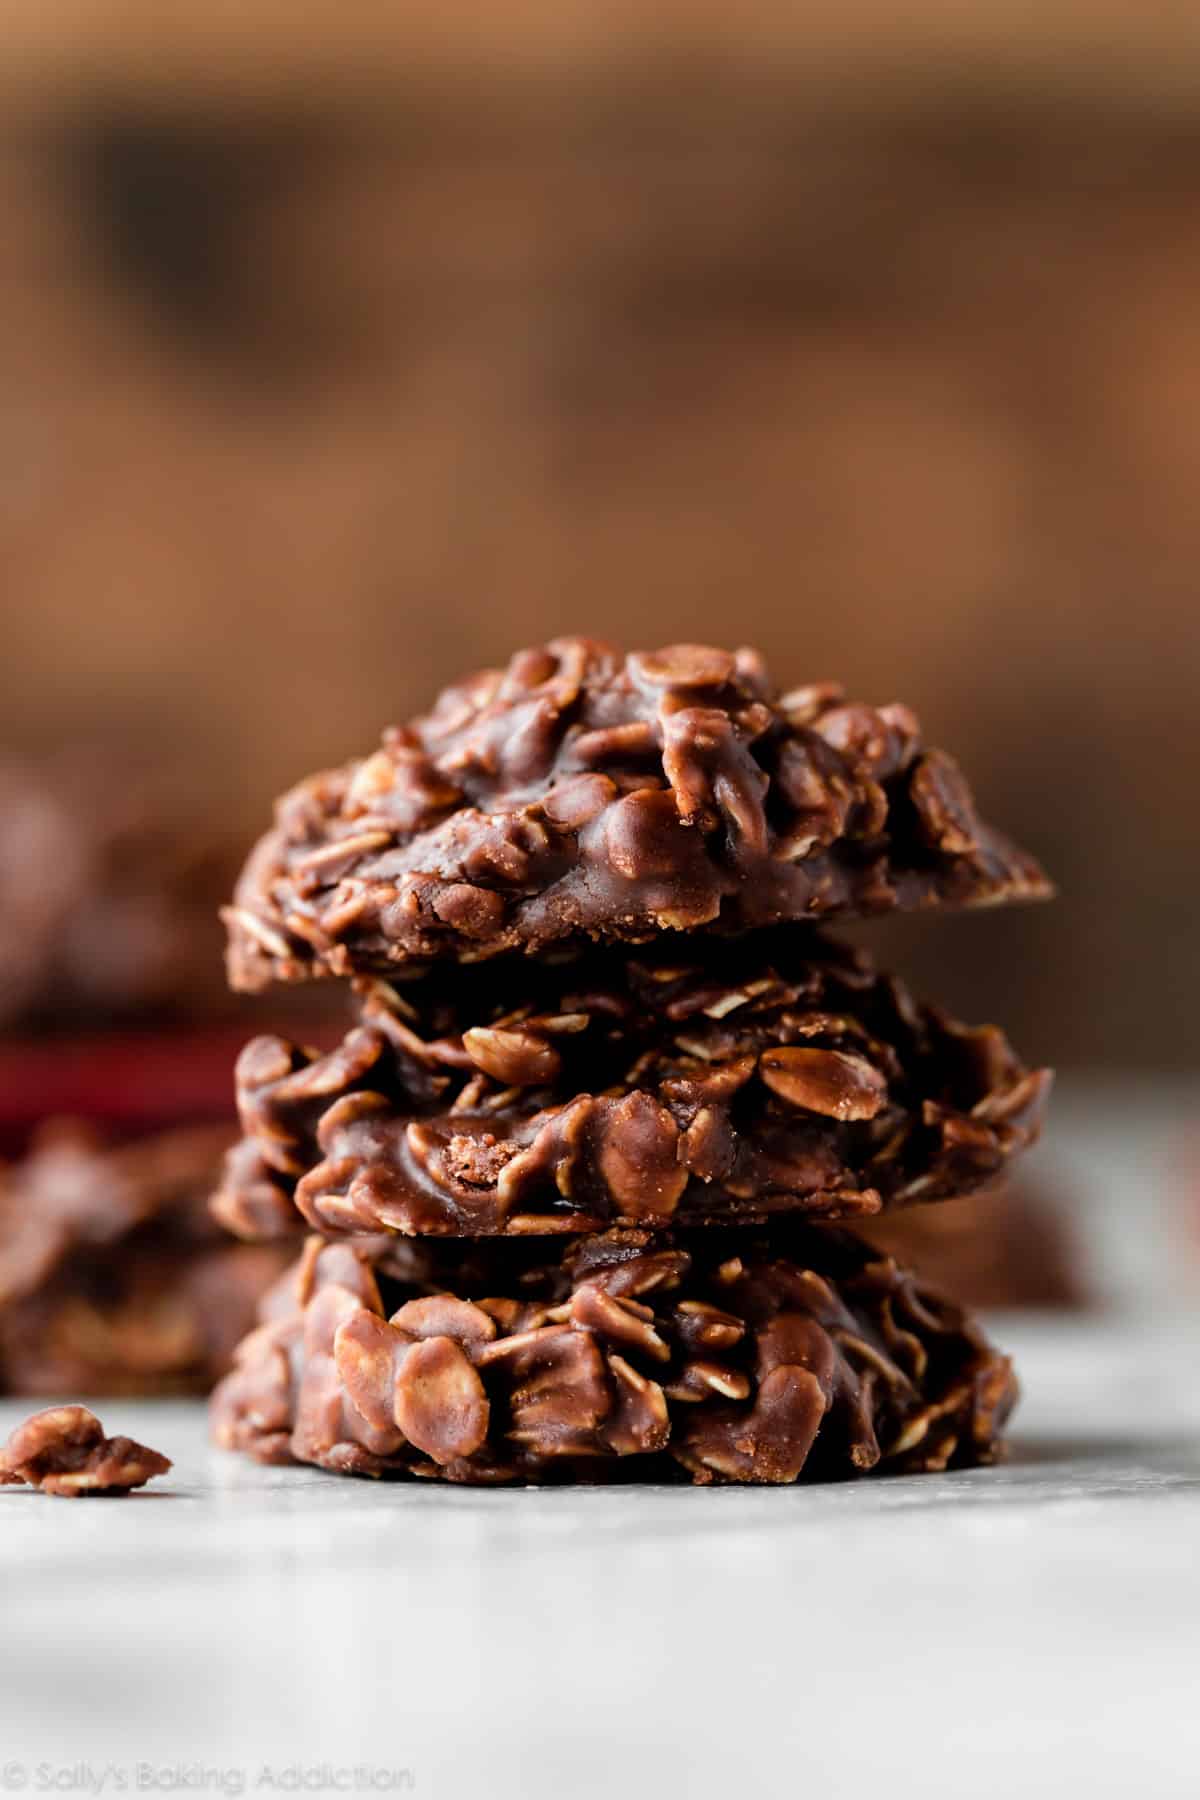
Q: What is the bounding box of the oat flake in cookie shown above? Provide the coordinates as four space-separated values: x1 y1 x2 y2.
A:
224 639 1051 990
210 1228 1017 1485
213 933 1050 1240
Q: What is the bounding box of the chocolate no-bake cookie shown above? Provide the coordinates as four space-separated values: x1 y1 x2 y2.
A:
210 635 1052 1494
211 1226 1017 1484
225 639 1050 991
213 933 1050 1240
0 1124 289 1396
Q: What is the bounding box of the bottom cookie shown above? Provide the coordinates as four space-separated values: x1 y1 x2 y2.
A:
211 1225 1016 1485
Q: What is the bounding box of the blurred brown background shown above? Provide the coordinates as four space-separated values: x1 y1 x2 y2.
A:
3 4 1199 1070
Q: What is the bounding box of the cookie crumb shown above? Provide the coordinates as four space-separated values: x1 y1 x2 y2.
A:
0 1405 171 1496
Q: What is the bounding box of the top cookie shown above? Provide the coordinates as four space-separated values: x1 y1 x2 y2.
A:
225 638 1050 991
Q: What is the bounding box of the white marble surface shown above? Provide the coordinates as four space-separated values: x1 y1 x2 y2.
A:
2 1314 1198 1800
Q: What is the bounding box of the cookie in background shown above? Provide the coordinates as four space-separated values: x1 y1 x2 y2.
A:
0 1122 289 1397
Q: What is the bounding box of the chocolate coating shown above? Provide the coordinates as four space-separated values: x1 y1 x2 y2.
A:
0 1124 289 1396
213 932 1050 1240
224 639 1050 990
210 1226 1017 1484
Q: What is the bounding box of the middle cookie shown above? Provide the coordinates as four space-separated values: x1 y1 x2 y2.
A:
215 932 1050 1241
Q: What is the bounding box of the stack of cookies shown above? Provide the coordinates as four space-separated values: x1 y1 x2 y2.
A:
211 640 1052 1485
